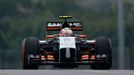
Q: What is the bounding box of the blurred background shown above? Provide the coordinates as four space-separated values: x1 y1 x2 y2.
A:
0 0 134 69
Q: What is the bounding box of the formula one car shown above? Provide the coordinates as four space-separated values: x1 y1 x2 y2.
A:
22 16 112 69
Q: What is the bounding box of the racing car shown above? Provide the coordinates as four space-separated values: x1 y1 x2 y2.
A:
22 16 112 69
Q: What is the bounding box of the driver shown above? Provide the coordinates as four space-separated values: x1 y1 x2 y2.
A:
59 28 73 37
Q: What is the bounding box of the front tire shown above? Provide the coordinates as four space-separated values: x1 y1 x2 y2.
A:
90 37 112 69
22 37 39 69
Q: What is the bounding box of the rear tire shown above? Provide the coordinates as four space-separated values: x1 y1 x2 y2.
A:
90 37 112 69
22 37 39 69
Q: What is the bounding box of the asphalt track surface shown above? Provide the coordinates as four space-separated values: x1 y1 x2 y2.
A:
0 70 134 75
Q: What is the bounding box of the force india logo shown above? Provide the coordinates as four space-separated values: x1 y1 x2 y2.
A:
47 22 81 27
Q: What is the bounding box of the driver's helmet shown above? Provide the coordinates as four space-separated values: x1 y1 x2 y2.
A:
59 28 73 36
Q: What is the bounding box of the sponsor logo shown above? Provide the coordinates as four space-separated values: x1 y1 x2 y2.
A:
69 23 81 27
48 23 62 27
47 22 81 27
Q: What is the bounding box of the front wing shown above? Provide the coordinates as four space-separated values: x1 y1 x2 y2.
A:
28 54 107 65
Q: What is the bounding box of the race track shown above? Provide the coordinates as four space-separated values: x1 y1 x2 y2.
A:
0 70 134 75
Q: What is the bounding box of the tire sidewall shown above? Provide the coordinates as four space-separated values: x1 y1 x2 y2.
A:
22 37 39 69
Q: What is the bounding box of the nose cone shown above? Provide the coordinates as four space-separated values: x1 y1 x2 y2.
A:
60 48 76 62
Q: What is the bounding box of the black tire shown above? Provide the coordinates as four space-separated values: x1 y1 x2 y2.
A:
90 37 112 69
22 37 39 69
